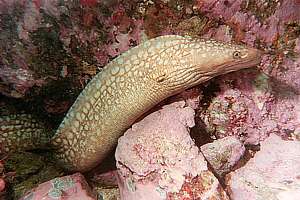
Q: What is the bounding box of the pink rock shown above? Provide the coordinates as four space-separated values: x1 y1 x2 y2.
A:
196 0 243 21
273 0 300 22
195 0 300 46
1 1 144 99
193 0 300 146
167 171 229 200
0 178 5 192
115 101 229 199
295 37 300 54
201 68 300 145
90 171 120 199
201 72 272 145
200 136 245 176
91 171 119 186
22 1 41 32
19 173 96 200
169 88 203 110
80 0 98 7
0 67 45 98
226 134 300 200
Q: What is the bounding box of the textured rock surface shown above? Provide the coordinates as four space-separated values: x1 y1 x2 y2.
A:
116 101 229 200
19 173 96 200
90 171 120 200
201 136 245 176
94 187 120 200
4 152 63 200
226 134 300 200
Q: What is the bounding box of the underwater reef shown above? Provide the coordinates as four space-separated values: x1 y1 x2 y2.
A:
0 0 300 199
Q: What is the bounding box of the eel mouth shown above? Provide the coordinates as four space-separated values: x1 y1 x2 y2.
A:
214 47 263 75
243 47 263 67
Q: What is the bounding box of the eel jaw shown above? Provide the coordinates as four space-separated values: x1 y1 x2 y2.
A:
217 47 262 75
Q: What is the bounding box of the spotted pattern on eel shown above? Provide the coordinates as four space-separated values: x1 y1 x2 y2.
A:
0 114 50 153
0 35 262 172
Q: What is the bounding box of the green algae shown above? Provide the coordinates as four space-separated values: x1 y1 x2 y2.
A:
4 152 64 199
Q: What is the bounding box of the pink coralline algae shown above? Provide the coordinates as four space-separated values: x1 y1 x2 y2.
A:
201 71 268 144
195 0 300 45
115 101 229 200
19 173 96 200
295 38 300 53
0 178 4 192
60 2 143 67
0 0 144 100
193 0 300 145
201 68 300 144
0 67 45 98
0 159 5 196
18 1 41 41
226 134 300 200
103 11 143 60
196 0 244 21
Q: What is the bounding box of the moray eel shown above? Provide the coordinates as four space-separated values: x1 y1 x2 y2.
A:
0 35 262 172
0 114 50 153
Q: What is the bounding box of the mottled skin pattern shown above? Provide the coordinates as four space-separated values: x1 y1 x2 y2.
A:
0 35 262 172
0 114 50 153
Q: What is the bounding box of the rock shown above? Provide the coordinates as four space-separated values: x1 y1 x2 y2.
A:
201 136 245 176
115 101 229 199
91 171 119 187
19 173 96 200
90 171 120 200
4 151 63 199
226 134 300 200
0 178 5 193
167 170 229 200
94 187 120 200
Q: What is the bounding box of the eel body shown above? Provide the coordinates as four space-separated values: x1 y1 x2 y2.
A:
0 114 50 153
0 35 262 172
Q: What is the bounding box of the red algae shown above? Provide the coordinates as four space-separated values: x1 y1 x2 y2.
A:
80 0 98 7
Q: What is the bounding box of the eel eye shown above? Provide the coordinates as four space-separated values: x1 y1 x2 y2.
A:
233 51 242 59
157 72 166 83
